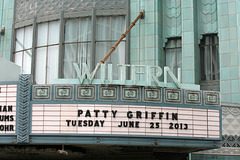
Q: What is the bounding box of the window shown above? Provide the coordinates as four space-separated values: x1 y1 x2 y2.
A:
165 39 182 77
35 21 60 84
14 26 33 74
63 16 126 80
95 16 126 79
200 35 219 81
64 17 92 78
13 14 127 84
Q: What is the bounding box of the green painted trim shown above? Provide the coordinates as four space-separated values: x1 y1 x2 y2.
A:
91 9 96 72
54 79 200 90
31 17 37 83
29 135 221 149
58 11 64 78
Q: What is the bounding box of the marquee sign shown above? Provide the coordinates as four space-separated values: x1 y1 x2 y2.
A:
32 104 220 138
0 85 17 133
0 75 221 149
55 63 200 90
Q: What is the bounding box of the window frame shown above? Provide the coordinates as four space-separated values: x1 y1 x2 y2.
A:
199 34 219 82
164 38 182 76
63 16 92 79
62 12 128 79
95 15 127 79
13 2 130 84
34 20 60 84
13 25 33 74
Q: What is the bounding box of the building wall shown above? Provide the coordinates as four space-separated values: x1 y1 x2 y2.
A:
3 1 239 104
130 0 240 103
129 0 240 158
130 0 163 82
218 0 240 104
0 0 14 61
0 0 240 159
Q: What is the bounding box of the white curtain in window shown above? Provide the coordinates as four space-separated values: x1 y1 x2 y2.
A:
64 18 91 78
78 18 91 42
15 28 24 52
35 47 47 84
78 43 91 72
64 44 77 78
95 16 125 79
96 16 125 41
63 16 125 80
65 19 78 43
24 26 33 49
111 16 125 40
15 26 33 74
15 26 33 51
47 46 59 84
96 17 111 41
113 42 125 79
95 42 126 79
14 52 22 71
166 49 176 82
23 50 32 74
165 39 182 82
49 21 60 45
177 48 182 72
37 23 48 47
166 49 175 73
95 42 111 78
35 21 60 84
78 18 92 72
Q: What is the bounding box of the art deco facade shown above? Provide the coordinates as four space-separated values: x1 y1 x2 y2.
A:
0 0 239 160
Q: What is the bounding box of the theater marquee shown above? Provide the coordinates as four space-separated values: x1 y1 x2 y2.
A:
31 104 220 138
0 85 17 133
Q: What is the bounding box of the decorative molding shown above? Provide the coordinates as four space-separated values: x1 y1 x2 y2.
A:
99 86 119 101
17 74 31 143
222 135 240 148
163 0 182 39
198 0 218 40
143 87 162 103
195 135 240 155
54 85 74 101
194 147 240 155
32 85 52 101
203 91 220 106
121 86 141 102
164 88 182 104
199 81 220 92
222 106 240 136
222 102 240 108
15 0 127 23
184 90 202 105
222 107 240 116
76 85 96 101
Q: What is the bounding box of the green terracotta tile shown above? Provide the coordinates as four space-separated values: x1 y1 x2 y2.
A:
220 67 231 81
231 80 239 93
229 40 238 53
220 80 231 94
231 93 240 103
229 14 237 27
230 66 239 79
221 94 231 103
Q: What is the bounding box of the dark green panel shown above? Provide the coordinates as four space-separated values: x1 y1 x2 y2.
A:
192 154 240 160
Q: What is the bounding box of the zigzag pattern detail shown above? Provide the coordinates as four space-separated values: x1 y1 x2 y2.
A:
17 74 31 143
